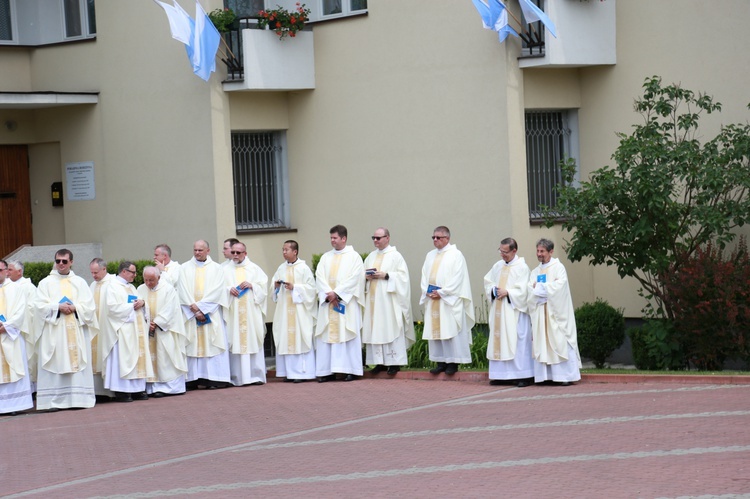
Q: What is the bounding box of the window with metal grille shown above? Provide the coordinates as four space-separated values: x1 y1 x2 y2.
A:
0 0 12 41
525 110 577 221
231 132 289 231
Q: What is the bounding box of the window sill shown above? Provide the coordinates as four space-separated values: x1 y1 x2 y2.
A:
236 227 298 235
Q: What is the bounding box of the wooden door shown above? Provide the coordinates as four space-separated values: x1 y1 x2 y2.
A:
0 145 33 258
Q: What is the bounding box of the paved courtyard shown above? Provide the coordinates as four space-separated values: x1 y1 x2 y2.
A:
2 375 750 498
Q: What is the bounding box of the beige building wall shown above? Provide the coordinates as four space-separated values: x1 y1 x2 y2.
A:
1 0 748 320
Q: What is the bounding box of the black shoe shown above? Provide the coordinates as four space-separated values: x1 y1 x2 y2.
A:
317 374 335 383
284 378 294 383
343 374 356 382
444 363 458 375
95 395 112 403
387 366 400 375
489 379 506 386
370 364 386 374
132 392 149 401
149 392 165 398
517 379 532 388
559 381 572 387
186 380 199 391
47 408 60 413
429 362 447 374
293 379 307 384
114 392 133 403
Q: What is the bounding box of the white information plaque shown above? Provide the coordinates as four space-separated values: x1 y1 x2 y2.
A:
65 161 95 201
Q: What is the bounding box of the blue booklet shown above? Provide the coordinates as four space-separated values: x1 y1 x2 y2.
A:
427 284 441 294
59 296 73 304
196 313 212 326
0 314 5 322
365 268 377 276
537 275 547 283
128 295 138 303
236 285 249 298
332 302 346 314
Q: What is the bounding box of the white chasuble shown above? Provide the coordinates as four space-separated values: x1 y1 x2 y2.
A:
224 258 268 355
315 246 365 344
271 260 316 355
362 246 415 347
528 258 581 367
0 283 29 383
419 244 474 341
105 278 154 380
483 257 531 361
138 281 188 382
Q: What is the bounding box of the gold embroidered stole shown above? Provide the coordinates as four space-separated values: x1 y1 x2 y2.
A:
234 266 249 353
327 254 343 342
428 252 445 337
540 267 551 350
134 298 148 379
0 287 9 383
147 289 158 381
91 280 103 372
492 265 511 359
285 265 297 352
368 253 385 331
194 267 206 357
60 278 81 372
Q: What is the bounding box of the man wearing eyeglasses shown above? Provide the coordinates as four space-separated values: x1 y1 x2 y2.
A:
224 242 268 386
0 259 34 415
363 228 415 376
315 225 365 382
101 261 153 402
33 249 98 411
176 240 231 389
420 226 474 376
483 238 534 387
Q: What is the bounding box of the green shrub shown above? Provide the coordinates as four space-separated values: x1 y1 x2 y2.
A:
575 298 625 368
24 262 54 286
629 319 686 370
406 321 490 370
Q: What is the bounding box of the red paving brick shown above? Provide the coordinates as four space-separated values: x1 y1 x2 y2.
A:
2 373 749 498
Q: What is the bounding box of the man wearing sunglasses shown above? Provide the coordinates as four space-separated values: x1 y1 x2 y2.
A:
420 226 474 376
224 242 268 386
363 228 415 376
33 249 98 411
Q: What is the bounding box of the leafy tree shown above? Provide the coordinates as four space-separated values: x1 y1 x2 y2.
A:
549 76 750 319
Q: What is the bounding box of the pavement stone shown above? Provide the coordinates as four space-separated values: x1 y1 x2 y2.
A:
2 372 749 498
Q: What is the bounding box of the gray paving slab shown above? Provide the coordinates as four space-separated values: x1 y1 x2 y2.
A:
2 377 749 498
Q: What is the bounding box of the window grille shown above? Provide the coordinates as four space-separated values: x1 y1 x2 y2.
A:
0 0 12 41
525 111 571 221
519 0 546 57
231 132 287 230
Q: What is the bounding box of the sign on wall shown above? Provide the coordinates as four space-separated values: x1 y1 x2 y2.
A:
65 161 95 201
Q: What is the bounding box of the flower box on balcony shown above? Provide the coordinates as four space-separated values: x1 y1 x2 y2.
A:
223 29 315 91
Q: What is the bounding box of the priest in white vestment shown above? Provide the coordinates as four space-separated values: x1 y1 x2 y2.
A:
154 244 181 287
363 228 415 376
0 261 34 414
89 258 115 399
8 260 37 394
271 240 316 382
138 266 188 396
32 249 98 411
483 238 534 387
420 226 474 375
528 238 581 385
101 261 154 402
224 242 268 386
176 240 231 389
315 225 365 382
